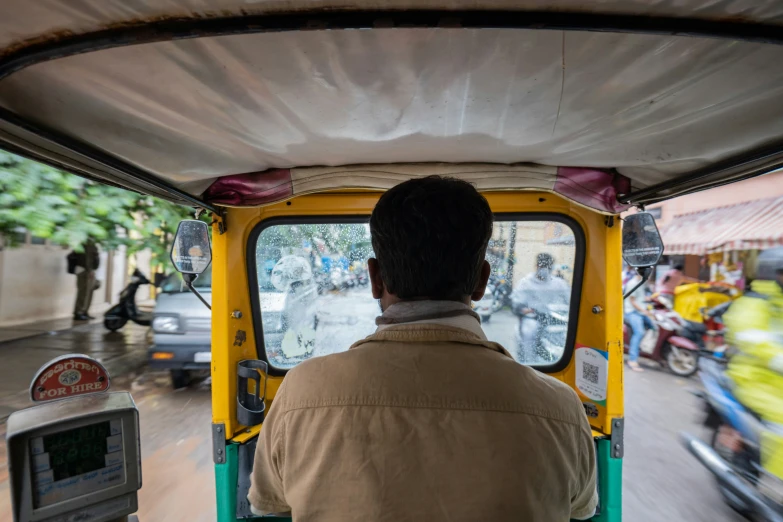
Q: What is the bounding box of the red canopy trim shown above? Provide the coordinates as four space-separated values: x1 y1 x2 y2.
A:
202 164 630 213
203 168 293 206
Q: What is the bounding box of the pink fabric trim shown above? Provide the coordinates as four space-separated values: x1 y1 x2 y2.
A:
203 169 292 206
202 166 630 213
554 167 631 213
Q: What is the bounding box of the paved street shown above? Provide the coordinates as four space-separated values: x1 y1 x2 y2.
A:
0 305 747 522
0 320 149 419
623 362 743 522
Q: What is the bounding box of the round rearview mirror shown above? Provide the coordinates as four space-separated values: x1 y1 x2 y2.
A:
622 212 664 268
170 220 212 274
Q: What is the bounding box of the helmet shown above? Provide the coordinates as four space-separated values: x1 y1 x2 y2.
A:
755 247 783 281
270 256 313 291
537 253 554 269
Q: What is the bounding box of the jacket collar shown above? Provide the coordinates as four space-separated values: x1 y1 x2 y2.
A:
351 323 513 359
375 300 487 340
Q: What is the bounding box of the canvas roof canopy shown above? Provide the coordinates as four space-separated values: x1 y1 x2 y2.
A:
0 1 782 211
661 196 783 255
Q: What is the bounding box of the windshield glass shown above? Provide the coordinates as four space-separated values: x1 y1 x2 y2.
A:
253 218 580 370
160 264 212 292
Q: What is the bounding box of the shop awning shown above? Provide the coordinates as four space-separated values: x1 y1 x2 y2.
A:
661 196 783 255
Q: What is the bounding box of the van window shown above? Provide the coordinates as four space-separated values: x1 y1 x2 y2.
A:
252 218 582 371
160 264 212 292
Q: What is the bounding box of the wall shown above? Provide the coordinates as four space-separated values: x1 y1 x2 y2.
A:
0 243 138 327
649 169 783 226
488 220 577 288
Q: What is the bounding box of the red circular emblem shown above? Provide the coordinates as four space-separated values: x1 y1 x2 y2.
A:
29 354 111 402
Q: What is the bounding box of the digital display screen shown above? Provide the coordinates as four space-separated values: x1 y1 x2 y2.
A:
30 418 126 509
43 421 110 481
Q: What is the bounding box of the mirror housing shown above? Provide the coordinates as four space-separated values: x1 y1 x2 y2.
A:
170 219 212 310
171 220 212 275
622 212 664 268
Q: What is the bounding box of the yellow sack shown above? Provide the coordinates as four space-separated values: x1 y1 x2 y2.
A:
674 283 733 323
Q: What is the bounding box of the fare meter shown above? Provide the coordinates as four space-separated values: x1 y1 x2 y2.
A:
6 355 141 522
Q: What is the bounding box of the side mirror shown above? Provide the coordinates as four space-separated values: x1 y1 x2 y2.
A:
171 220 212 274
170 220 212 310
622 212 664 300
622 212 664 268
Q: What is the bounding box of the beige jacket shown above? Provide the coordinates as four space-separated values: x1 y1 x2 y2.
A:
249 322 598 521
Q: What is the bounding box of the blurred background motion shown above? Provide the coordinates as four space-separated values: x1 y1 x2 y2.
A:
2 152 783 521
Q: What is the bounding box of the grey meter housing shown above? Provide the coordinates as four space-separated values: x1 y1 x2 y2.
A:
6 392 141 522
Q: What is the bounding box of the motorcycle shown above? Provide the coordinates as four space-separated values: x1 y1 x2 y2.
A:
514 305 569 364
490 275 513 312
677 300 733 363
355 268 370 287
683 359 783 521
623 297 701 376
103 269 153 331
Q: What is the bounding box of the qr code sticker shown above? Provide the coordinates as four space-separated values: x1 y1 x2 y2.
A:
576 346 607 401
582 362 600 385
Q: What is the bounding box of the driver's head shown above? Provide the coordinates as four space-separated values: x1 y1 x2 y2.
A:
369 176 493 308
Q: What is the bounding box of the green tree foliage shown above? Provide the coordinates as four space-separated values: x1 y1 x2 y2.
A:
0 151 195 270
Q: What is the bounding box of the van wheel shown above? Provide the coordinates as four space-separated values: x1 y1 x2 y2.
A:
170 370 191 389
665 345 699 377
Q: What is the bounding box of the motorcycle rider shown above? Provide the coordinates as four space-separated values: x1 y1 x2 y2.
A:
723 247 783 484
511 253 570 363
624 271 654 373
270 255 318 359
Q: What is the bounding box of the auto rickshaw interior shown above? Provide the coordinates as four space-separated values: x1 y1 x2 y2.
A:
2 3 783 522
187 190 649 522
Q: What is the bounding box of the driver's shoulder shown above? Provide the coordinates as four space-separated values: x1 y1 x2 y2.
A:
513 365 585 424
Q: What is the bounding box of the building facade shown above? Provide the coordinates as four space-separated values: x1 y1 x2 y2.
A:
0 234 153 327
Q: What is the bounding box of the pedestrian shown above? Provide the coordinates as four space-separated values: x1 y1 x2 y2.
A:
624 271 654 372
67 241 99 321
622 264 636 286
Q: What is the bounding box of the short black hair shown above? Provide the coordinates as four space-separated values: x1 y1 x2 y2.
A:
370 176 493 300
673 263 684 271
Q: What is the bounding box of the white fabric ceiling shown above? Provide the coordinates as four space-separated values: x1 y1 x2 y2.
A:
1 0 782 54
0 28 782 195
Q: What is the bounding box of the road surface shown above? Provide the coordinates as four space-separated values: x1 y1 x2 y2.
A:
0 293 746 521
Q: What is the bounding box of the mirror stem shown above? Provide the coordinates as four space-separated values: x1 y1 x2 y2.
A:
623 267 653 300
182 273 212 310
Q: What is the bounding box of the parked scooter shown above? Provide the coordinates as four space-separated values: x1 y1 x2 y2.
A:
623 297 701 376
104 269 153 331
683 359 783 521
355 267 370 287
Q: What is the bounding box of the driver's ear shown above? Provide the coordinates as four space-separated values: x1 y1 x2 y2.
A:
368 258 384 299
471 260 492 301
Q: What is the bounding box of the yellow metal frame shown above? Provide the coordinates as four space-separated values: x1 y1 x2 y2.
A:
211 191 624 441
